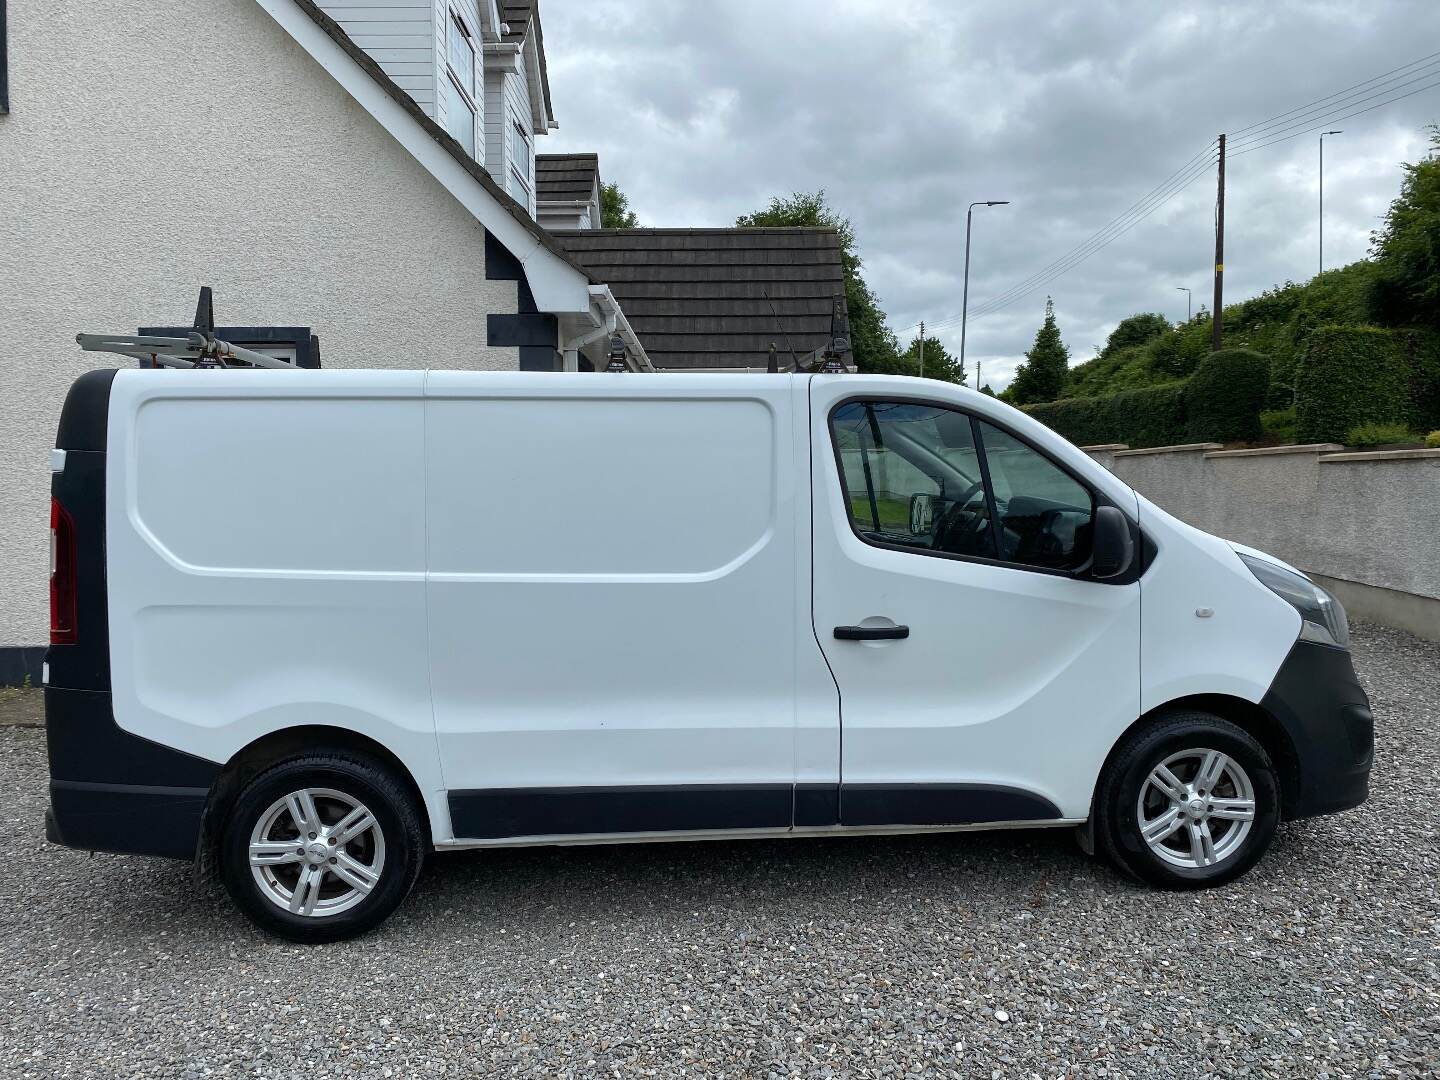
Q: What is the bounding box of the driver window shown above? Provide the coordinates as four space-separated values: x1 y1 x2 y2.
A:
830 401 997 560
975 421 1094 571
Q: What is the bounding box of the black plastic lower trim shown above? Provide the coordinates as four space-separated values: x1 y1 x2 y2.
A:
449 784 793 839
795 783 839 827
48 780 209 860
840 783 1062 827
449 781 1064 839
1259 640 1373 819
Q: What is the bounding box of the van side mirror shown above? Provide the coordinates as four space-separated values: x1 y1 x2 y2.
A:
1090 505 1135 580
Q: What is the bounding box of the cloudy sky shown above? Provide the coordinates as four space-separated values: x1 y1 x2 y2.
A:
540 1 1439 389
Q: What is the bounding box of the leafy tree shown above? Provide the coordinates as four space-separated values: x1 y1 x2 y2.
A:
979 383 997 397
1102 313 1171 356
896 334 965 384
1368 126 1440 329
736 191 901 373
600 181 640 229
1007 298 1071 404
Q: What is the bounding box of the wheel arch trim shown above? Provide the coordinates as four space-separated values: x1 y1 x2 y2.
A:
196 725 438 875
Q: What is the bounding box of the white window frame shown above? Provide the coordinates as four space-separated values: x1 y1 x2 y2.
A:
508 117 532 197
443 10 479 160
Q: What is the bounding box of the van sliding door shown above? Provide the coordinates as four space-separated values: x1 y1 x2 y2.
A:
424 374 837 842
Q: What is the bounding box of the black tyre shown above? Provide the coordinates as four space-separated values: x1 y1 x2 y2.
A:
1095 711 1280 889
220 752 425 943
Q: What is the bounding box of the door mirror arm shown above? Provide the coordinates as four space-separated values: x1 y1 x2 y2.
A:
1089 505 1135 580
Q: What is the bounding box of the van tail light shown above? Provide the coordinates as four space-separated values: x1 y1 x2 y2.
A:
50 498 78 645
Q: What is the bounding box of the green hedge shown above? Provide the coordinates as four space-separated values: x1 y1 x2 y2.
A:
1186 348 1270 442
1295 326 1412 443
1401 328 1440 432
1024 349 1269 448
1024 382 1188 448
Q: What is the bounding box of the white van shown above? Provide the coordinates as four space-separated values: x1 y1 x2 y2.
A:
44 369 1373 942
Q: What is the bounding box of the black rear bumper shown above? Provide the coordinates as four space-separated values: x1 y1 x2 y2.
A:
46 779 210 860
44 686 220 860
1260 639 1373 820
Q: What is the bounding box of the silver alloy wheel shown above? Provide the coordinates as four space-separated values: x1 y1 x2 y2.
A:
1136 748 1256 869
248 787 386 918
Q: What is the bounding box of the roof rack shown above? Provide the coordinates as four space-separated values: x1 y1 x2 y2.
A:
764 294 854 374
74 287 301 370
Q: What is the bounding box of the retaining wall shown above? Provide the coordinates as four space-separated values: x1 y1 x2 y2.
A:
1084 442 1440 640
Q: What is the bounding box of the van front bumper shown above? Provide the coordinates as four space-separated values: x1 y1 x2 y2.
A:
1260 639 1373 820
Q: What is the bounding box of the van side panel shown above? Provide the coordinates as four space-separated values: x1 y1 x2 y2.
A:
101 371 449 841
425 373 827 840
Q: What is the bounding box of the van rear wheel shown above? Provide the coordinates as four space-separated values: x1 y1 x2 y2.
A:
220 753 425 943
1095 712 1280 889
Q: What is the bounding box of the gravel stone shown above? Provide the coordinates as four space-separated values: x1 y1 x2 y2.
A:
1 621 1436 1078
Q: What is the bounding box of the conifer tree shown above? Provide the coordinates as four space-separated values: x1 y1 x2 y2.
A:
1007 297 1071 404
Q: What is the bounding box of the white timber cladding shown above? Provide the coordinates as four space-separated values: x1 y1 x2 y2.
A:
315 1 437 116
0 0 559 648
484 42 536 215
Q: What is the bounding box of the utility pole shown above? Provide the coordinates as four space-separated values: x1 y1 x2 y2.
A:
919 320 925 379
1212 134 1226 352
976 360 982 390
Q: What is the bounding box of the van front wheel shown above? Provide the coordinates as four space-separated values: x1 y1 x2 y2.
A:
1095 712 1280 889
220 753 425 943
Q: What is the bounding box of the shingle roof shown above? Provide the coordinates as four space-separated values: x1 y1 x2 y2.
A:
535 154 599 203
552 228 851 370
288 0 592 284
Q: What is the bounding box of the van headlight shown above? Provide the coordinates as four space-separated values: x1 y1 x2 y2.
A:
1238 553 1349 648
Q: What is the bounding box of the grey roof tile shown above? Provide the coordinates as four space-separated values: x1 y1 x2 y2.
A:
553 228 851 369
536 153 599 202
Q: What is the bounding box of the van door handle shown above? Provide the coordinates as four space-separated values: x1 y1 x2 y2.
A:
834 624 909 641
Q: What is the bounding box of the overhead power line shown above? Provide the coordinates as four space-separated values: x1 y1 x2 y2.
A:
1229 64 1440 151
897 140 1218 336
905 48 1440 338
915 144 1219 333
1228 49 1440 139
1231 73 1440 157
965 155 1217 323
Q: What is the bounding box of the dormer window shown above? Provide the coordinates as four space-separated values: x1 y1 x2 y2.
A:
441 12 478 159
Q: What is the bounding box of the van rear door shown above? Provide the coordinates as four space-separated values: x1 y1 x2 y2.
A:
426 373 836 841
808 379 1141 825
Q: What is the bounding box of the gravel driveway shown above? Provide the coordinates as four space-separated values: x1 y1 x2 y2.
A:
2 623 1437 1079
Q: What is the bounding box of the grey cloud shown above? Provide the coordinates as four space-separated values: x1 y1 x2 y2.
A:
544 1 1440 388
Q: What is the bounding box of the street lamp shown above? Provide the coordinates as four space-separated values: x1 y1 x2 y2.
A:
1175 286 1192 323
1319 130 1342 275
960 200 1010 384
